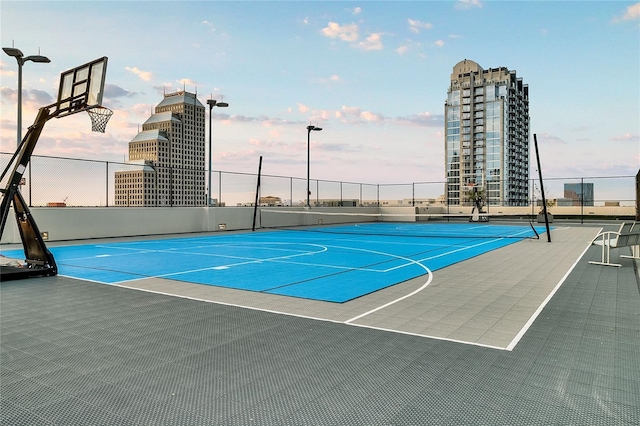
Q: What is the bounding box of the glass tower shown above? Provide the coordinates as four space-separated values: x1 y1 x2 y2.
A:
444 60 530 206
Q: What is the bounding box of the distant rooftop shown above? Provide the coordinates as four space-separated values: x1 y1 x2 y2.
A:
143 112 181 127
156 91 204 109
130 129 169 143
116 159 155 173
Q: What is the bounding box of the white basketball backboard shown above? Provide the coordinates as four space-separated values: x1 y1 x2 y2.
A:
56 56 108 117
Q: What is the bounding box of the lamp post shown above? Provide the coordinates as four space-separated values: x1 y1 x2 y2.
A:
306 125 322 207
206 98 229 206
2 47 51 148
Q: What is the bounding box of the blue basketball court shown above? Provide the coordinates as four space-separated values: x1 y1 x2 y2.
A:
1 222 545 303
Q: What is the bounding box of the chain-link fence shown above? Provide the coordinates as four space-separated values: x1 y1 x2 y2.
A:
1 152 636 210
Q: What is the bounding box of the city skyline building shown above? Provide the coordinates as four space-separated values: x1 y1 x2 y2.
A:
564 182 594 206
444 59 530 206
115 91 206 206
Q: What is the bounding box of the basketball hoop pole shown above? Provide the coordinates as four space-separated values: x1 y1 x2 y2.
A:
1 106 52 235
0 105 58 277
1 56 109 280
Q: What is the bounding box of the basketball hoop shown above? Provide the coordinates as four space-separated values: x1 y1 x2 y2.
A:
86 106 113 133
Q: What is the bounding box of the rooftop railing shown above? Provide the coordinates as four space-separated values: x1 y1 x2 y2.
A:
1 153 636 214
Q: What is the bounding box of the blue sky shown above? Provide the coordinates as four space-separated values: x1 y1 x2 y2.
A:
1 1 639 190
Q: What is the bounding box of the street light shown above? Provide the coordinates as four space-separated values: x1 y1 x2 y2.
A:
3 47 51 148
207 98 229 206
306 125 322 207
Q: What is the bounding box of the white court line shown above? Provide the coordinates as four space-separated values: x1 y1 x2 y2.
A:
65 225 587 352
128 243 430 282
344 267 432 324
413 237 508 265
118 244 330 282
342 236 510 323
505 227 598 351
116 241 444 284
110 282 505 351
60 241 327 269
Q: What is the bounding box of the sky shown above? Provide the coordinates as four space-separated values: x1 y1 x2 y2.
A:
1 1 639 195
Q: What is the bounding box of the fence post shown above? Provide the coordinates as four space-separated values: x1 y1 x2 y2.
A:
218 171 222 207
636 170 640 220
530 178 535 216
580 177 584 224
412 183 415 206
106 162 109 207
28 163 32 207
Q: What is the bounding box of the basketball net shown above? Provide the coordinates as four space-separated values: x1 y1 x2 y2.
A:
86 106 113 133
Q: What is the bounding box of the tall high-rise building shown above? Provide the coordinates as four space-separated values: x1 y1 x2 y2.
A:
444 59 530 206
115 91 206 206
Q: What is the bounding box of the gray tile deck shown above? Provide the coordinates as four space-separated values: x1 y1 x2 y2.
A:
1 223 639 425
122 225 601 350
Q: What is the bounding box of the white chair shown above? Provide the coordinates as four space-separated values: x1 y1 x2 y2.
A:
589 222 640 267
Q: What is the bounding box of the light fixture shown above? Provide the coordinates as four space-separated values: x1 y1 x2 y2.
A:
207 98 229 206
3 47 51 147
306 125 323 207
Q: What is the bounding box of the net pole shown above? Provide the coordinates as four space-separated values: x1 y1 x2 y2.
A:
252 156 262 231
534 134 551 242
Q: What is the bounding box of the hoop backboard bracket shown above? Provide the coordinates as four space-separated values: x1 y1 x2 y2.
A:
55 56 108 118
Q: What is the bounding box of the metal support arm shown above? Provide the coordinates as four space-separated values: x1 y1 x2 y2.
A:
0 106 58 279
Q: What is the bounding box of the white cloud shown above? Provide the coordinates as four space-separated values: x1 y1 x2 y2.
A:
361 111 383 122
435 40 445 47
311 110 333 122
357 33 383 51
336 105 384 123
125 66 153 82
611 132 640 142
339 106 362 117
395 112 444 128
313 74 342 85
352 7 362 15
396 45 409 55
456 0 483 10
408 19 433 34
614 2 640 22
178 78 199 89
1 68 16 77
536 132 566 144
321 21 383 52
321 22 359 42
202 20 215 31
